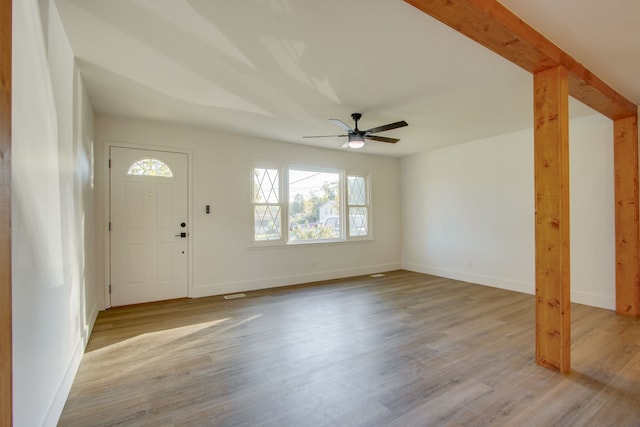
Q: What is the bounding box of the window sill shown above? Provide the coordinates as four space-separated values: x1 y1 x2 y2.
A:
248 237 374 250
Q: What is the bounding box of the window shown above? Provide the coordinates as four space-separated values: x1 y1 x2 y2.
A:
253 168 282 241
288 169 340 242
251 165 370 244
127 158 173 177
347 175 369 237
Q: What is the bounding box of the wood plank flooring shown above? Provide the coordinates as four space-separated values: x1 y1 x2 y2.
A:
59 271 640 426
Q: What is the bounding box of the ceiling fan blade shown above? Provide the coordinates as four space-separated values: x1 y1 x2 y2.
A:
302 134 347 138
329 119 354 132
366 135 399 144
341 141 350 149
365 120 408 134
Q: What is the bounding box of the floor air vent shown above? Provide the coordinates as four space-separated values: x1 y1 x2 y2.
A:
223 293 246 300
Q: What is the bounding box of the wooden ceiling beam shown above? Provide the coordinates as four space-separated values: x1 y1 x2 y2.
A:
404 0 637 120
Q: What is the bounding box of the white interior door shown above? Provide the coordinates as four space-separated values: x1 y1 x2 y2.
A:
110 147 188 306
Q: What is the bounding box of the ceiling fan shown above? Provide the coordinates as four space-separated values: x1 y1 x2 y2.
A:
303 113 408 149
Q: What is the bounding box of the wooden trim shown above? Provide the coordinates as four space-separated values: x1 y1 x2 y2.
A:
534 66 571 373
404 0 637 120
614 115 640 318
0 0 11 423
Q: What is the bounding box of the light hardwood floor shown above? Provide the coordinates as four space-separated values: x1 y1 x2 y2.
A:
59 271 640 426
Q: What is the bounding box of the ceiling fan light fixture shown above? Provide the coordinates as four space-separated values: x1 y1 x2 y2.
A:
303 113 407 149
348 134 365 149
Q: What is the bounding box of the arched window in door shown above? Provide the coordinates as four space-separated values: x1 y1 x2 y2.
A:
127 158 173 177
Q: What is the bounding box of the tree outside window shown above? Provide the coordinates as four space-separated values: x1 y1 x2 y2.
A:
288 169 340 241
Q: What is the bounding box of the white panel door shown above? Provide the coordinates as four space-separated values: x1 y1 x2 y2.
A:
110 147 188 306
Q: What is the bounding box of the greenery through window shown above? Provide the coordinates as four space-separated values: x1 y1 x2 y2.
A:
288 169 340 242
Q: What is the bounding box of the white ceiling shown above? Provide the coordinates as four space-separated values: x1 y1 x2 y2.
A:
54 0 640 157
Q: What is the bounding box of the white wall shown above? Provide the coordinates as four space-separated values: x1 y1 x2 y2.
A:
94 115 401 308
11 0 97 425
569 114 615 308
401 113 615 309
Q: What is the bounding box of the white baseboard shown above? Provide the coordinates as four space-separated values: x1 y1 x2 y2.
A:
191 262 401 298
84 302 99 346
402 262 615 311
43 338 85 427
571 291 615 310
44 302 100 426
402 263 534 295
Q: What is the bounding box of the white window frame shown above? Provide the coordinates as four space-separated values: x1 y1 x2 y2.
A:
346 173 371 240
251 165 284 244
286 166 344 245
250 164 372 246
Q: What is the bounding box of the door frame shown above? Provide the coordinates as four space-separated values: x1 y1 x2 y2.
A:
103 141 193 309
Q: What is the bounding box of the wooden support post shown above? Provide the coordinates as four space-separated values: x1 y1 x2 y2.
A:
0 0 11 423
534 66 571 373
403 0 637 120
614 115 640 318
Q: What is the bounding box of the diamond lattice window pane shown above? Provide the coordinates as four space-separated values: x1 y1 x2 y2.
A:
348 176 366 205
254 205 281 241
127 158 173 177
254 168 279 203
349 207 368 237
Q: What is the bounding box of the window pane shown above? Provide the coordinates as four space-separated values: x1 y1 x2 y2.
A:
254 168 279 203
348 176 366 205
289 169 340 241
127 158 173 177
349 207 368 237
254 205 281 241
